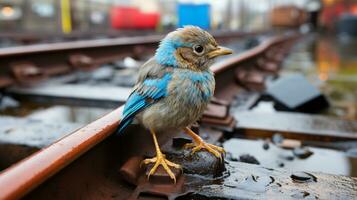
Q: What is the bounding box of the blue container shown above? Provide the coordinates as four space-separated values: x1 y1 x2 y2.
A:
177 3 210 29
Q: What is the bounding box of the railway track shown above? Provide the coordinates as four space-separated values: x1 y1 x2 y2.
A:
0 31 257 109
0 32 357 200
0 30 253 89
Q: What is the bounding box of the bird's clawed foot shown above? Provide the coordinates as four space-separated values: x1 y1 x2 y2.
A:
142 152 181 183
183 127 225 161
185 141 225 161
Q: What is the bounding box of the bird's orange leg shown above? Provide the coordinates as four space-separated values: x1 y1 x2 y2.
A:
183 127 225 161
142 128 181 183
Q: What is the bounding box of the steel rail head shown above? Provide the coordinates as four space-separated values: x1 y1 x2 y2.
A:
0 34 297 200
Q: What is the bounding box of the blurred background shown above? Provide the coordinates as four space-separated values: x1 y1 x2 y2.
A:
0 0 355 40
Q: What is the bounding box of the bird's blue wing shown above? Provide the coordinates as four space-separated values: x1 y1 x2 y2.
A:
116 73 172 134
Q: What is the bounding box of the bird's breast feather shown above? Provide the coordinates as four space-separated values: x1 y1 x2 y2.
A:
168 70 215 103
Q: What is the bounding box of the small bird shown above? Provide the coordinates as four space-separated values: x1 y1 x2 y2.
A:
117 26 232 183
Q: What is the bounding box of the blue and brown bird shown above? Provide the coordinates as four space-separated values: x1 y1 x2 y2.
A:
117 26 232 182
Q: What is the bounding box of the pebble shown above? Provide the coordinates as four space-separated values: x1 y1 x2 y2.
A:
291 172 315 183
263 140 270 150
293 147 313 159
239 154 260 165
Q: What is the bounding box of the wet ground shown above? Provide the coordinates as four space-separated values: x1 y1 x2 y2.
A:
232 33 357 177
223 138 357 177
0 98 111 124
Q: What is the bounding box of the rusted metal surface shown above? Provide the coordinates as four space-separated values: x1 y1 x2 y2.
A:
0 34 332 200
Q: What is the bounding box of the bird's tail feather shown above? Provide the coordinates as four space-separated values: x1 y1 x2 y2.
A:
115 116 134 135
115 95 149 136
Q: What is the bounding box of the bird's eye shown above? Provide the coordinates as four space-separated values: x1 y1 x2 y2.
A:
193 45 204 55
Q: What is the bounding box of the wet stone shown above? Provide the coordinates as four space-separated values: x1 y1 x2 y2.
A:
239 154 260 165
165 147 225 177
278 162 285 167
285 156 294 161
291 172 316 183
263 140 270 150
91 66 114 80
279 154 294 161
293 147 314 159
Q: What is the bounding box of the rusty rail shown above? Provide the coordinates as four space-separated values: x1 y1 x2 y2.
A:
0 34 298 200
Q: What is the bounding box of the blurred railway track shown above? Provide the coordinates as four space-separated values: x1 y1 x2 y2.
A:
0 32 357 200
0 30 253 89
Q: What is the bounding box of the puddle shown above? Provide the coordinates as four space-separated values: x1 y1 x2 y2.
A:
27 105 111 124
235 175 274 193
223 138 357 176
1 97 111 124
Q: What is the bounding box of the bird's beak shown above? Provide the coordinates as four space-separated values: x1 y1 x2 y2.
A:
208 46 233 59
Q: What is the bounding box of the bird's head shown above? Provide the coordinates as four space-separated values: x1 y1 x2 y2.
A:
155 26 233 71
